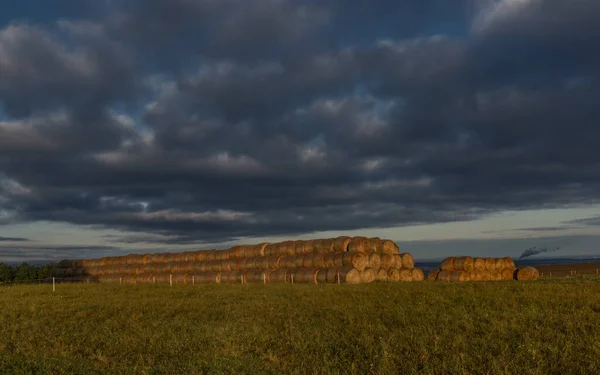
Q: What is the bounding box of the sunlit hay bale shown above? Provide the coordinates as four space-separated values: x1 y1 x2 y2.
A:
399 269 413 282
332 252 368 271
316 269 328 283
453 257 475 272
348 237 371 253
333 236 352 252
490 270 502 281
311 253 327 268
360 268 377 283
323 253 337 268
473 258 486 272
470 270 484 281
516 266 540 281
220 271 243 284
427 269 441 281
400 253 415 269
485 258 496 272
494 258 505 271
436 270 452 282
269 269 291 283
411 268 425 282
392 254 403 269
503 257 516 270
501 268 515 281
449 271 470 282
380 254 394 270
441 257 455 271
387 268 401 282
376 268 389 281
368 253 381 270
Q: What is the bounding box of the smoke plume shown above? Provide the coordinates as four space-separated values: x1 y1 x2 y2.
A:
518 246 560 260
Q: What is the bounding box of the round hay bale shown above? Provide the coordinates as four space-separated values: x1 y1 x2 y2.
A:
490 270 502 281
381 240 400 255
376 268 389 281
243 270 266 283
301 240 315 254
311 253 327 268
254 256 270 269
387 268 401 282
332 253 345 267
348 237 371 253
316 269 327 283
333 236 352 252
516 266 540 281
323 253 337 268
453 257 475 272
449 271 470 282
427 269 441 281
503 257 516 270
380 254 394 270
501 268 514 281
411 268 425 282
480 270 493 281
336 266 361 284
300 254 312 268
440 257 455 271
319 238 335 253
399 269 412 282
485 258 496 272
368 237 382 252
368 253 381 270
280 256 296 269
266 255 282 269
341 252 368 271
436 270 452 281
294 268 319 284
494 258 505 270
220 271 242 284
400 253 415 269
270 269 291 283
325 267 340 283
470 270 483 281
392 254 403 269
360 268 376 283
263 244 277 256
473 258 486 272
293 241 306 255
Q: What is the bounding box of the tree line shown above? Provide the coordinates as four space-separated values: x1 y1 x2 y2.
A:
0 262 56 283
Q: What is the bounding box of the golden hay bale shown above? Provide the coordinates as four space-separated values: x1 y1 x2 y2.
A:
449 271 470 282
368 253 381 269
368 237 382 252
340 252 368 271
501 268 514 281
280 256 296 269
516 267 540 281
360 268 376 283
301 254 313 268
270 269 291 283
400 253 415 269
427 269 441 281
469 270 483 281
336 266 362 284
254 256 270 269
494 258 505 270
380 254 394 270
485 258 496 272
316 269 327 283
480 270 493 281
490 270 502 281
453 257 475 272
320 238 335 253
333 236 352 252
440 257 455 271
220 271 242 284
436 270 452 281
387 268 401 282
243 270 268 283
381 240 400 255
503 257 516 270
263 244 277 256
311 253 327 268
348 237 371 253
392 254 403 269
292 241 305 255
323 253 337 268
411 268 425 282
267 255 282 269
399 269 413 282
301 240 315 254
325 267 340 283
376 268 389 281
278 241 296 256
473 258 486 272
294 268 320 284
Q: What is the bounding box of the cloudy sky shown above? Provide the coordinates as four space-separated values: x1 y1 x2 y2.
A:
1 0 600 263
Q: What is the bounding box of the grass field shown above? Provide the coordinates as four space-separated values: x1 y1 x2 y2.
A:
1 278 600 375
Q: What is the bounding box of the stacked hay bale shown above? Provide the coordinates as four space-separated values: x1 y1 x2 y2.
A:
52 236 425 285
427 256 535 282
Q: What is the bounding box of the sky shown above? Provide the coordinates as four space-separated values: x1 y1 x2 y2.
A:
1 0 600 263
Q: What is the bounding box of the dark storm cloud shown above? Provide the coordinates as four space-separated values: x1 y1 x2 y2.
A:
2 0 600 248
0 236 29 242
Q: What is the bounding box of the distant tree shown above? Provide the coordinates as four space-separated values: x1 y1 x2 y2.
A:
0 263 12 283
37 264 55 280
13 263 39 282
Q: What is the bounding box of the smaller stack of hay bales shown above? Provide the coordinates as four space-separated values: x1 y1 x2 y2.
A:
427 256 538 282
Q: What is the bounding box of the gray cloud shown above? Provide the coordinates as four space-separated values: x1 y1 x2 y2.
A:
0 236 29 242
1 0 600 251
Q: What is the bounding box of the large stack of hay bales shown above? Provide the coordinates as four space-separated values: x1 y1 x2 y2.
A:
427 256 534 281
53 236 425 285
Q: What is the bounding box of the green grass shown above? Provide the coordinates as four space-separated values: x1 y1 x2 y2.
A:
1 278 600 375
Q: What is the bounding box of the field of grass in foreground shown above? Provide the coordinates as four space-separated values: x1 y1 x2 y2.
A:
1 278 600 375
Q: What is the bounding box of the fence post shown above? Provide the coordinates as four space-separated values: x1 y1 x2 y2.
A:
52 277 56 292
153 276 156 284
263 273 266 285
337 272 340 284
170 274 173 287
291 273 294 284
192 275 195 285
120 277 123 285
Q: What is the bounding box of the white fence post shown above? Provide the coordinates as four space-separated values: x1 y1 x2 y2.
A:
170 274 173 287
52 277 56 292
